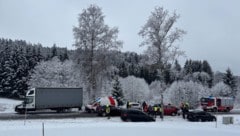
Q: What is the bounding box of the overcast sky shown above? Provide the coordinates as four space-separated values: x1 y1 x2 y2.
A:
0 0 240 75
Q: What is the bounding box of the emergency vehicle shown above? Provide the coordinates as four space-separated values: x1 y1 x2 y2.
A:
200 97 234 112
85 96 118 113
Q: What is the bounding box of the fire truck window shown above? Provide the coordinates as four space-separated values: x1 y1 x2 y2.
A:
217 99 221 106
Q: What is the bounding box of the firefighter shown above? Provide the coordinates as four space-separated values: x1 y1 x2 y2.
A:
126 101 130 109
182 102 189 119
142 101 148 112
106 104 111 119
153 105 158 118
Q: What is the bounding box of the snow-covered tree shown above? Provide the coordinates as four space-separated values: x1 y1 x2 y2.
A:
235 90 240 108
164 81 210 108
139 6 186 74
111 76 124 106
210 82 232 97
202 60 213 87
223 68 237 97
120 76 150 102
28 57 84 88
192 72 211 86
73 5 122 100
149 80 167 104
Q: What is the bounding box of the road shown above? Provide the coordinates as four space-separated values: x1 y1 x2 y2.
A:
0 111 99 120
0 109 240 120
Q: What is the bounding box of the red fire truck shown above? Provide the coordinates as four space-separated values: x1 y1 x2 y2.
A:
200 97 234 112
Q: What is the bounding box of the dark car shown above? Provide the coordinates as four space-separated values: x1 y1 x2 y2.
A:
97 105 122 117
121 109 155 122
187 110 216 122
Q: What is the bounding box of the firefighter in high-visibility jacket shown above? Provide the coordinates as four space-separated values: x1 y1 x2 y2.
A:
106 104 111 119
181 102 189 119
153 106 158 118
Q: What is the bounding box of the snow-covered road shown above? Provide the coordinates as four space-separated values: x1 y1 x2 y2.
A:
1 98 240 136
0 116 240 136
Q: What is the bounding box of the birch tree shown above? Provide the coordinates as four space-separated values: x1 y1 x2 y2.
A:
73 5 122 100
139 6 186 75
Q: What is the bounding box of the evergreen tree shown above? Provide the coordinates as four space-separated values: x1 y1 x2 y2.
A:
118 62 128 78
51 44 58 58
223 68 237 97
202 60 213 87
184 60 193 75
111 76 124 106
163 64 173 84
174 60 181 72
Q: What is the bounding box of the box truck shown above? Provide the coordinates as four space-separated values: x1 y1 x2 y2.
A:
15 88 83 114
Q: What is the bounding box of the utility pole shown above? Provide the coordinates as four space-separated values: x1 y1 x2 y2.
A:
42 122 45 136
161 94 164 121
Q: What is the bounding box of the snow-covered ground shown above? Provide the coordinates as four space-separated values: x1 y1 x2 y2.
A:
0 98 22 113
1 98 240 136
0 116 240 136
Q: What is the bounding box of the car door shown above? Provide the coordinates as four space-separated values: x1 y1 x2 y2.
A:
131 111 148 121
198 112 208 121
128 111 140 121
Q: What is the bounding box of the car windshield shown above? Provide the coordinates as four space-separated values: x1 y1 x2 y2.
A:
131 104 140 106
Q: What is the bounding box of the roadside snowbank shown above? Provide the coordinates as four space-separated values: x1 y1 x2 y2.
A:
0 98 22 113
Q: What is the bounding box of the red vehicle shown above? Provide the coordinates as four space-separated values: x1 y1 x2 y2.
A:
163 105 179 116
148 104 179 116
200 97 234 112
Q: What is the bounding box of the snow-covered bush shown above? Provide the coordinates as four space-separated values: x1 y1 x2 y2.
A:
164 81 210 108
120 76 150 102
148 80 167 104
28 57 88 104
210 82 232 97
235 90 240 108
28 57 84 88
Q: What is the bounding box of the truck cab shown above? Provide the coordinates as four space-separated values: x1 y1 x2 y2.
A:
15 88 36 113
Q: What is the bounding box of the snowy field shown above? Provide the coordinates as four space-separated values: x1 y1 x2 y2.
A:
0 98 22 113
1 98 240 136
0 116 240 136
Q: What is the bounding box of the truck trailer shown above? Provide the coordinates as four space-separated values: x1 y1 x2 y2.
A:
15 88 83 114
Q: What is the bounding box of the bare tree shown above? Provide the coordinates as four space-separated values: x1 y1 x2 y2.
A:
139 7 186 73
73 5 122 100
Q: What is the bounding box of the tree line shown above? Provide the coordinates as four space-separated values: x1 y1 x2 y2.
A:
0 5 239 105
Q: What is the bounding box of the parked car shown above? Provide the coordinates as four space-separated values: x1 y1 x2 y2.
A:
96 105 122 117
128 102 142 110
187 110 216 122
148 104 179 116
121 109 155 122
164 105 179 116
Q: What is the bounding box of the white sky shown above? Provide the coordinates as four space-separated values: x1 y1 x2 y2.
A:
0 0 240 75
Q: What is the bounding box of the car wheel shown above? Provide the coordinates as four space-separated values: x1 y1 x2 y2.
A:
212 118 216 122
171 112 176 116
198 118 202 122
102 112 106 117
126 118 132 122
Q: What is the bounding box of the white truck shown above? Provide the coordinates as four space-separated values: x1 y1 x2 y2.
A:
15 88 83 114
